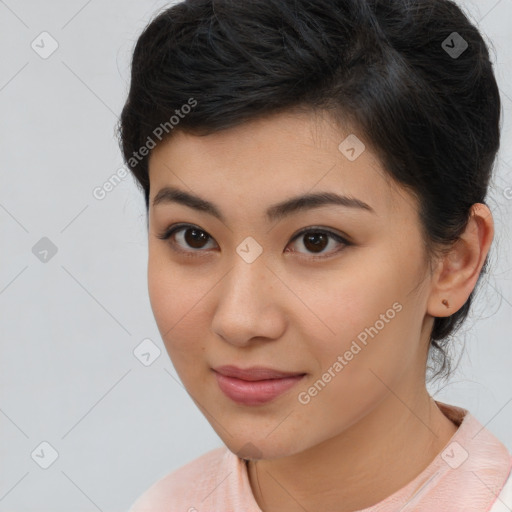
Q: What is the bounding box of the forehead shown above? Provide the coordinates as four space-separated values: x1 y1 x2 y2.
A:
147 111 410 220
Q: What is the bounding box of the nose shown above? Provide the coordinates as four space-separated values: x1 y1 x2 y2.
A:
211 256 287 348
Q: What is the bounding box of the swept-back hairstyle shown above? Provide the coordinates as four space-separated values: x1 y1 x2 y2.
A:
117 0 501 381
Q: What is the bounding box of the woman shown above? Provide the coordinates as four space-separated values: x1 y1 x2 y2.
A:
118 0 512 510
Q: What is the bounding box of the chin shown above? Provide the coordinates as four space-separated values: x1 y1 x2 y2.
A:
223 432 310 462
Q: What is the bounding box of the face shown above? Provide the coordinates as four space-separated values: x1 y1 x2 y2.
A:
147 110 435 460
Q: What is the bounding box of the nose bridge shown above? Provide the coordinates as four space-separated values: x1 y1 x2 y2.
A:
224 245 272 304
211 247 283 345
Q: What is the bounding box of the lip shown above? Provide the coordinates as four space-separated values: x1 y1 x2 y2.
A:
213 365 306 406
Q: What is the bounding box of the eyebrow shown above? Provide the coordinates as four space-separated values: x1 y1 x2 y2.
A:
152 186 375 223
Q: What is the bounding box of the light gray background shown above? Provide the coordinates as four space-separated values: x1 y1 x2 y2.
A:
0 0 511 511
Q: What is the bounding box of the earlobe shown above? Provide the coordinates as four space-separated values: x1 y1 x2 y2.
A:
427 203 494 318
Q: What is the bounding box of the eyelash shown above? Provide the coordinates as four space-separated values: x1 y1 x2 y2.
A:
156 223 351 261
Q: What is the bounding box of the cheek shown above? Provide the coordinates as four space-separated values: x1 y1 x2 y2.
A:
293 274 415 433
298 247 424 374
294 258 399 347
147 249 208 364
147 249 175 334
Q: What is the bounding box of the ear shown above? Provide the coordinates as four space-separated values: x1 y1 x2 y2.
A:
427 203 494 318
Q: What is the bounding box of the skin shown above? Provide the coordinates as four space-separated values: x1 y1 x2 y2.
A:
146 110 494 512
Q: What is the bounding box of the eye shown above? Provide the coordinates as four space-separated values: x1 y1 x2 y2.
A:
287 226 351 259
157 223 216 257
156 223 351 260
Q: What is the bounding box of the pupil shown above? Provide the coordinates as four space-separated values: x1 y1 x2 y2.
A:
186 228 209 249
305 233 327 253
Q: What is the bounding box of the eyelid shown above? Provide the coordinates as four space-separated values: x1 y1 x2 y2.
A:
157 222 351 259
290 225 351 244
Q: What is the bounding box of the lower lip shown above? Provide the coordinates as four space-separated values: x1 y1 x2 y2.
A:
213 371 306 406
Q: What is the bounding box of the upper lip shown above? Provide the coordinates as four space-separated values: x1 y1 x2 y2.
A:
213 365 306 381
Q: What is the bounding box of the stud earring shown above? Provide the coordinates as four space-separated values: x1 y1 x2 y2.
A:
442 299 450 308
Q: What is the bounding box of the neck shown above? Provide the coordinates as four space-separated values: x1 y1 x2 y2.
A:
247 391 458 512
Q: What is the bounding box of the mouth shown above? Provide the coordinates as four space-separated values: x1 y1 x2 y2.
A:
212 365 307 406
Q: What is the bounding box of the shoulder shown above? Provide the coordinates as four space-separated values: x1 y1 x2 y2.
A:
128 446 231 512
490 469 512 512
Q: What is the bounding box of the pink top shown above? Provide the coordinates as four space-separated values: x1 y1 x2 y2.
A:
129 401 512 512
